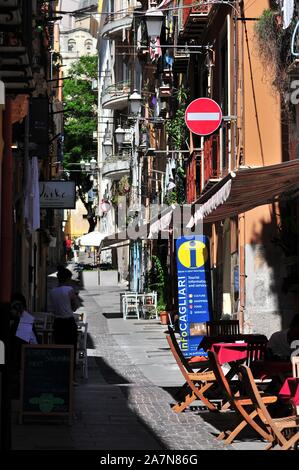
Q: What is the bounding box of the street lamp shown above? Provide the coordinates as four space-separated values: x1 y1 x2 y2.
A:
115 124 125 146
90 157 97 170
102 132 113 158
129 89 142 115
80 158 86 170
144 2 164 39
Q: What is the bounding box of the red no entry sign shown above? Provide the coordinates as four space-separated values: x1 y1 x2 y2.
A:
185 98 222 136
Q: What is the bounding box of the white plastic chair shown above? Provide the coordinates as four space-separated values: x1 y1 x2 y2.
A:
77 322 88 379
123 293 140 320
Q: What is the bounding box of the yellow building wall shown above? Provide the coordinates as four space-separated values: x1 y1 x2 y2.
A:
64 198 90 239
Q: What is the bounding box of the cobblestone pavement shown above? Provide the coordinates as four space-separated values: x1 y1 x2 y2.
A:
12 261 266 451
78 281 227 451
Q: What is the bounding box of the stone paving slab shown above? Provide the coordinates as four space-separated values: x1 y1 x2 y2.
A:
11 264 267 451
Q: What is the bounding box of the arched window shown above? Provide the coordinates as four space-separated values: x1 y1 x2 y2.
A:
68 39 76 52
85 39 93 54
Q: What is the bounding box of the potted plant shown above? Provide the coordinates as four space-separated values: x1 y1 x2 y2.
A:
158 305 169 324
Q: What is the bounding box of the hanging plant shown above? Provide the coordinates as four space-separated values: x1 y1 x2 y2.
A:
166 84 189 150
118 175 131 194
254 8 295 103
149 255 167 311
164 189 178 206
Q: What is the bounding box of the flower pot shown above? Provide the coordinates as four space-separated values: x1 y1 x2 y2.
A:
159 311 169 325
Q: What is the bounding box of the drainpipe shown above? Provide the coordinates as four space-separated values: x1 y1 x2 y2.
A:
0 96 13 450
238 2 245 333
238 212 246 332
227 14 232 172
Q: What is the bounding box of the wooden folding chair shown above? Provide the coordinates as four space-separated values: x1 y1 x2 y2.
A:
245 337 268 367
239 365 299 450
206 320 240 336
166 326 217 413
292 356 299 378
207 350 277 445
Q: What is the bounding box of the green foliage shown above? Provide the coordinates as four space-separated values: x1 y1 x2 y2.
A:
164 189 178 206
110 176 131 206
166 84 189 150
63 55 98 231
148 255 167 312
63 55 98 167
118 175 131 195
166 107 187 150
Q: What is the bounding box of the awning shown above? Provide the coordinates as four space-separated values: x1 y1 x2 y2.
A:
187 160 299 226
101 205 176 248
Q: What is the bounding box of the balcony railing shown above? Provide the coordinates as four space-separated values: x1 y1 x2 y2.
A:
102 154 131 180
202 121 230 192
101 80 131 110
101 9 133 39
180 1 215 38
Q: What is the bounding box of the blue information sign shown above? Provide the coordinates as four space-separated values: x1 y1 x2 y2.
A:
176 236 212 357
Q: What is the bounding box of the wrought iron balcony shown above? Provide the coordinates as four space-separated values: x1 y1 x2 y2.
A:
101 80 131 110
102 154 131 180
180 1 215 39
202 122 230 193
101 10 133 39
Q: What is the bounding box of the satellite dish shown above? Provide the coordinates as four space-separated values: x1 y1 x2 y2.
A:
282 0 294 29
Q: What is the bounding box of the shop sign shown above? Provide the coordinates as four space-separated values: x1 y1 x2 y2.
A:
176 236 212 357
39 181 76 209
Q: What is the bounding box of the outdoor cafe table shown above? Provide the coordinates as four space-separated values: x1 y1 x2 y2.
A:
211 342 248 365
199 334 267 352
279 378 299 415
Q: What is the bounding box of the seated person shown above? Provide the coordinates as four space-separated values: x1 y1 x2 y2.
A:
266 314 299 360
9 294 38 396
10 293 38 360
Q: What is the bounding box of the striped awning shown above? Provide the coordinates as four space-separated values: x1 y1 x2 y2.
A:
187 160 299 226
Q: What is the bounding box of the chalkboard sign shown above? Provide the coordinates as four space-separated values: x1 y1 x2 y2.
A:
20 345 74 424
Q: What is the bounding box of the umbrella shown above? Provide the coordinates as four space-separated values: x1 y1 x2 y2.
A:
77 231 106 247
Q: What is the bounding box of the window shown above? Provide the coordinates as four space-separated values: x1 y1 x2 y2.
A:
85 40 92 54
68 39 76 52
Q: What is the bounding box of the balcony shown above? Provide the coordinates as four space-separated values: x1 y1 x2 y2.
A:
101 80 131 110
102 155 131 180
202 122 230 193
101 10 133 39
203 134 221 192
173 48 190 74
180 1 215 39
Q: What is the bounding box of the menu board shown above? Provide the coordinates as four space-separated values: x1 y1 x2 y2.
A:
20 345 74 424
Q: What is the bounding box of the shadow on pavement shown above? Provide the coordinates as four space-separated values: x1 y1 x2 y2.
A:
102 312 123 319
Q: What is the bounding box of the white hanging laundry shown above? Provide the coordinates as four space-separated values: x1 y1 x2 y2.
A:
282 0 294 29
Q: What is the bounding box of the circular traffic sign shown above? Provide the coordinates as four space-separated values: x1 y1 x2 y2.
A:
185 98 222 136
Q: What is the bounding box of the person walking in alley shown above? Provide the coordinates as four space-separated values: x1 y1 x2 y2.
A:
49 266 80 383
